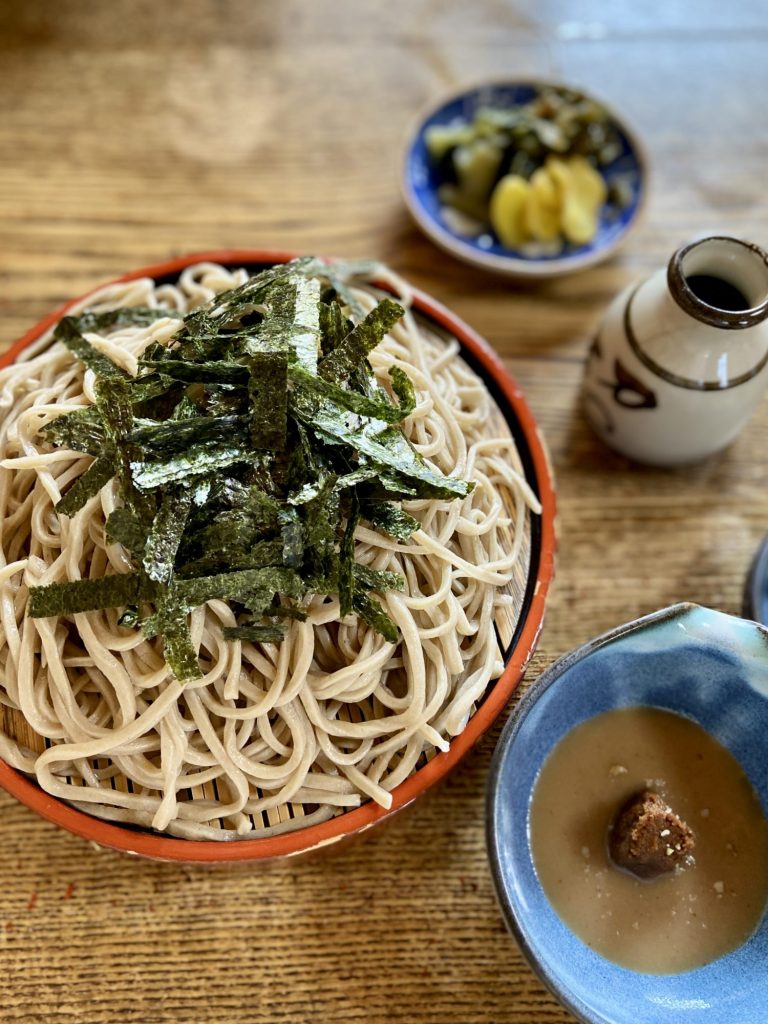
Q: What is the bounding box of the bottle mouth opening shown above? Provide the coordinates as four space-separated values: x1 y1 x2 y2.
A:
667 236 768 329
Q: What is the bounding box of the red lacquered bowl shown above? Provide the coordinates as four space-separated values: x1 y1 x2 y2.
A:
0 251 556 862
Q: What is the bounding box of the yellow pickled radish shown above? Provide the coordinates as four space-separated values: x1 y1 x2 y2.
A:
546 155 602 246
530 165 560 210
489 174 531 249
524 167 561 242
561 198 599 245
545 156 573 195
567 155 607 208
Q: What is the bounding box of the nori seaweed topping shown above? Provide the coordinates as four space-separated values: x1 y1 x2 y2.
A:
66 307 182 333
28 574 156 617
43 407 105 455
95 377 133 445
172 567 303 609
129 415 248 456
143 488 193 584
222 623 285 644
352 564 405 593
56 452 117 517
352 589 398 644
338 494 360 618
318 298 404 383
105 507 146 555
361 501 420 540
387 366 416 419
319 300 352 357
29 259 475 679
117 607 140 628
55 316 130 381
248 352 288 450
287 364 413 424
139 358 249 386
306 408 472 501
130 442 250 490
155 598 201 682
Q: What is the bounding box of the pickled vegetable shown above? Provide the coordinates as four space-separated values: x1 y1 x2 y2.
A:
547 156 605 246
426 85 630 252
523 167 561 242
489 176 530 249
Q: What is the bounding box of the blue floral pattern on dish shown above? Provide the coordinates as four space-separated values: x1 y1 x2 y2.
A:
486 603 768 1024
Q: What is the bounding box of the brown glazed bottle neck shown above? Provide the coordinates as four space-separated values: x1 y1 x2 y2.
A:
667 236 768 331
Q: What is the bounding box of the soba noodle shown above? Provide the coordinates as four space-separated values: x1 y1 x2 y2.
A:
0 262 540 839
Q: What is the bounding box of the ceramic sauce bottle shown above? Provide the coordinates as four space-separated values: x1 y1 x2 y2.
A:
582 235 768 465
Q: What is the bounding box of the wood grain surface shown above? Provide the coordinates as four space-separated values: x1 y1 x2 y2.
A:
1 2 767 1022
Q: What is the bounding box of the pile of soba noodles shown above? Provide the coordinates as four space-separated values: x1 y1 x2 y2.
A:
0 259 540 839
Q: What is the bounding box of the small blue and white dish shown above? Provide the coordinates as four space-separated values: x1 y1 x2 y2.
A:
402 79 647 278
486 603 768 1024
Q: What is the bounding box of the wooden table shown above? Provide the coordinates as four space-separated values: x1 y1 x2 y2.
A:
1 3 767 1021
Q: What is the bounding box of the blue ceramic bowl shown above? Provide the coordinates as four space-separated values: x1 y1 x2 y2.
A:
402 80 647 278
486 603 768 1024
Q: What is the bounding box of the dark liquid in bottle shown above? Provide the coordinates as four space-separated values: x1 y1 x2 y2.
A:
685 274 749 311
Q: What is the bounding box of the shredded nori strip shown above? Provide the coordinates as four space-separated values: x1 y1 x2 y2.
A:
222 623 285 644
158 600 202 681
43 407 105 455
176 537 283 577
352 564 405 593
287 364 412 425
361 501 420 540
338 495 360 618
248 352 287 450
319 300 352 356
387 366 416 419
172 567 303 609
67 307 181 333
106 507 146 555
30 258 476 679
55 317 129 381
279 507 303 569
143 487 193 584
140 359 249 385
307 408 472 501
95 377 134 446
129 415 248 455
56 452 117 517
352 589 398 644
319 298 404 383
130 442 250 490
28 574 154 617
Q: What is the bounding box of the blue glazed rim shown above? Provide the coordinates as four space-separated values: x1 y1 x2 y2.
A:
402 79 648 278
485 602 768 1024
743 535 768 625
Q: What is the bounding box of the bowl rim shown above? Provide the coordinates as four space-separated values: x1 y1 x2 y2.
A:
401 76 649 279
484 601 765 1024
0 249 556 862
743 534 768 624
